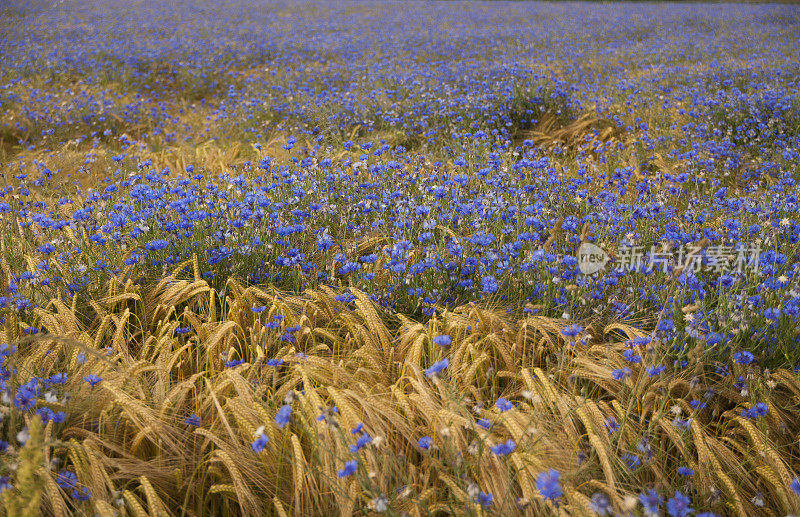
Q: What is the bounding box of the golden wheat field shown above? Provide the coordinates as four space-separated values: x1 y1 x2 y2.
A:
2 1 800 516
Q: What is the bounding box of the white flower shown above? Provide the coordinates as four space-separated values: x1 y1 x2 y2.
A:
370 494 388 513
17 427 30 445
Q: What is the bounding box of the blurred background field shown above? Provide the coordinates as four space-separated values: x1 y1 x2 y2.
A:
1 1 800 515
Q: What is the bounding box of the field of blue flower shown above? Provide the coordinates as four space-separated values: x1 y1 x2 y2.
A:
1 0 800 515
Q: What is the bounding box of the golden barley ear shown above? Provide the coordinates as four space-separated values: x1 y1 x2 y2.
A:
4 418 45 517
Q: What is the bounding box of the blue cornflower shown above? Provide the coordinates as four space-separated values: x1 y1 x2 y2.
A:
49 373 68 384
612 367 632 381
690 399 706 411
71 486 91 501
433 334 452 347
275 405 293 428
478 492 493 507
561 324 583 338
56 471 79 490
677 465 695 477
144 239 169 252
425 358 448 378
623 350 642 363
350 433 373 453
790 477 800 496
185 414 201 426
733 351 755 365
639 489 662 515
418 436 433 450
623 453 641 470
14 386 37 411
252 432 269 452
656 319 675 333
741 402 769 419
495 398 513 412
647 365 666 377
491 439 516 456
83 374 102 388
667 491 693 517
480 275 499 294
36 407 55 422
590 492 611 515
536 469 562 502
338 460 358 478
672 417 692 431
